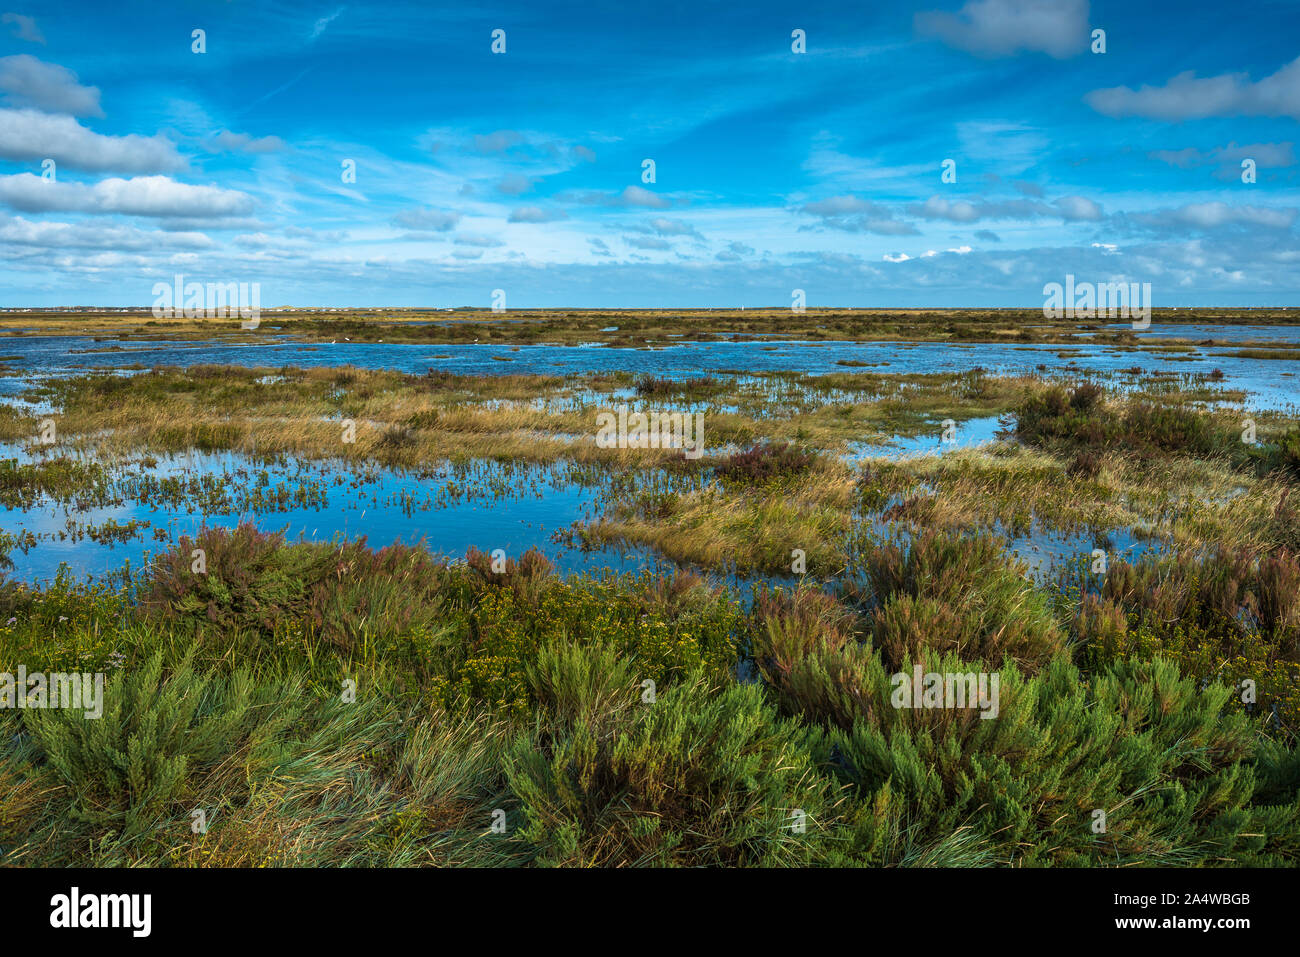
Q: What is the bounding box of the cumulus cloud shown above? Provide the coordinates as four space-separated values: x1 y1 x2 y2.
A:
283 225 349 242
453 233 504 247
0 108 183 172
1 13 44 44
633 217 702 239
1130 202 1296 230
1052 195 1103 221
797 194 918 235
204 129 285 153
0 213 213 250
391 208 459 232
0 173 255 218
1087 56 1300 121
508 205 566 223
625 235 672 251
907 193 1102 222
0 55 102 116
561 185 672 209
496 173 533 195
915 0 1090 59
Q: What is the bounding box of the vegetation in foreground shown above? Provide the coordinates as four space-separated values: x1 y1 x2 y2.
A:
1 522 1298 867
2 357 1299 867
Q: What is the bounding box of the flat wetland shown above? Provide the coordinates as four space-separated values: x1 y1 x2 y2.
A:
3 307 1299 867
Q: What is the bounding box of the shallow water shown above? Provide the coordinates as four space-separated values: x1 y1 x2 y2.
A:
1101 321 1300 343
1 329 1286 587
847 415 1009 459
1 438 1164 592
4 329 1298 410
0 448 666 586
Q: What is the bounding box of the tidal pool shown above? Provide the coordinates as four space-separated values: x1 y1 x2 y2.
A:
1 329 1286 588
0 447 668 586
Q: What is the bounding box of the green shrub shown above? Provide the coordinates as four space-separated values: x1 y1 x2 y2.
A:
1015 385 1225 456
505 672 833 866
843 529 1064 673
782 647 1300 866
750 585 859 689
1073 546 1300 736
21 653 258 835
430 574 740 718
141 523 449 660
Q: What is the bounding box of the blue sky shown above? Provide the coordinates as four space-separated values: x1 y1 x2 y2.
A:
1 0 1298 307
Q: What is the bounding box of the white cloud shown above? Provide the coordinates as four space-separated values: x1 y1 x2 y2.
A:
508 206 566 223
916 0 1089 59
391 208 459 231
454 233 504 247
1132 202 1296 230
908 193 1101 222
0 173 255 218
309 7 345 41
797 194 918 234
625 235 673 251
0 55 101 116
562 185 672 209
0 108 183 172
639 217 701 238
204 130 285 153
496 173 533 195
1053 196 1102 221
1087 56 1300 121
0 213 212 250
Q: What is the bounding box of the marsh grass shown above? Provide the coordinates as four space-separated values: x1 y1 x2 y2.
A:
3 354 1300 868
1069 545 1300 736
2 517 1298 867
